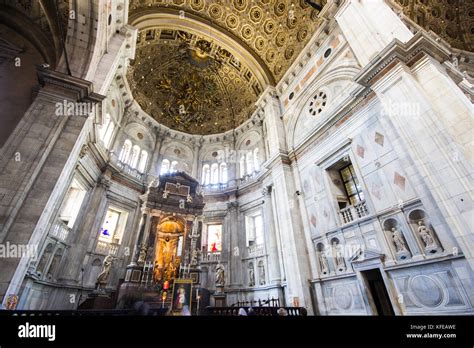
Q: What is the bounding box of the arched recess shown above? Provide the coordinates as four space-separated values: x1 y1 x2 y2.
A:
123 122 155 149
129 9 273 88
287 64 360 150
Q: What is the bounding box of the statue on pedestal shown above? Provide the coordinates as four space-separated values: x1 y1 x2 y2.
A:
332 242 345 271
137 246 147 264
96 255 117 290
190 248 199 266
215 263 225 287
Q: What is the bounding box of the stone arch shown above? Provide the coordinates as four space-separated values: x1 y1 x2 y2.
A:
287 64 359 149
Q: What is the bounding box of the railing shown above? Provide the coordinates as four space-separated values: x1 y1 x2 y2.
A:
338 200 369 225
201 251 221 263
50 220 70 241
205 306 307 316
247 244 264 257
232 298 280 308
200 171 261 194
201 181 236 193
109 152 144 181
239 171 260 185
95 241 120 256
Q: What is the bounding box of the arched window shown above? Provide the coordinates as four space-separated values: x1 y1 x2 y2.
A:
103 122 115 148
170 160 178 173
246 151 254 175
160 159 170 175
253 148 260 171
240 155 246 178
138 150 148 173
202 164 210 185
119 139 132 163
219 162 227 183
130 145 140 168
210 163 219 184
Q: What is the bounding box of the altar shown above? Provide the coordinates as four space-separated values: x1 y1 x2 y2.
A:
116 172 206 313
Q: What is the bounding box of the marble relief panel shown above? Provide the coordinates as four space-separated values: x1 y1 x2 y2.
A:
321 277 369 315
390 262 473 314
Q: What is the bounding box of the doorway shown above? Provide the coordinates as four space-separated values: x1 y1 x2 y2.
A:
361 269 395 315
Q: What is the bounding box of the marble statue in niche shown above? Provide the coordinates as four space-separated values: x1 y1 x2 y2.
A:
391 227 407 252
389 226 411 261
332 241 346 272
258 261 266 285
248 264 255 287
215 263 225 287
418 221 438 253
318 251 329 275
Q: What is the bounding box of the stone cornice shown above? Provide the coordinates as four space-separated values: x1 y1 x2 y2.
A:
354 31 451 87
36 66 105 103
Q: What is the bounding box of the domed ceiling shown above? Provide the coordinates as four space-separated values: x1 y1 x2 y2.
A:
396 0 473 52
127 0 472 135
127 0 326 135
128 29 264 134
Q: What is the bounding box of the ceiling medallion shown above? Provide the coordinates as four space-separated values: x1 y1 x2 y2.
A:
263 19 276 34
255 37 266 51
241 25 254 40
208 4 222 19
249 6 263 23
226 13 239 29
233 0 248 12
190 0 204 11
274 1 287 17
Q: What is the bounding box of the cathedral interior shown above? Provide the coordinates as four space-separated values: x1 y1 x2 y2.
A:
0 0 473 317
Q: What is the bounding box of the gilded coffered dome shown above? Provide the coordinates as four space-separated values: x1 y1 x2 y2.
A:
129 0 325 83
128 29 263 134
395 0 474 51
127 0 326 134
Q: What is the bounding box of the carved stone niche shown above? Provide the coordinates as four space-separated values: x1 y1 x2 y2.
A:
330 237 346 273
383 218 411 262
407 209 442 255
316 242 329 276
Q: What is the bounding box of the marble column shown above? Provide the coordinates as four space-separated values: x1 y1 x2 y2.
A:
129 209 151 265
0 67 104 305
262 186 281 284
226 201 241 287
